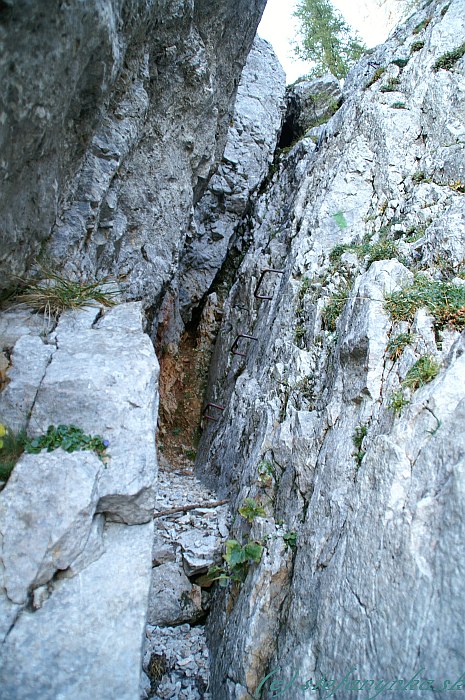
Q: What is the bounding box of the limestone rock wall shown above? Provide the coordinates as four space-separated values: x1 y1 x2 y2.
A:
0 303 159 699
196 1 465 697
0 0 266 305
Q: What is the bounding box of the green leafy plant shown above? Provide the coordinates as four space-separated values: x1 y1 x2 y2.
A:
0 426 26 482
410 40 425 53
433 42 465 72
258 459 275 486
402 355 440 391
298 276 311 302
353 423 368 468
293 0 366 79
391 101 406 109
25 424 109 460
380 77 401 92
389 389 410 416
365 66 385 88
387 332 412 361
385 275 465 331
238 498 266 523
283 531 298 549
14 264 118 316
207 538 264 587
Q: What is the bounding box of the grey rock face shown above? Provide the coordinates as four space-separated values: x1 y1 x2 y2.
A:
280 74 343 146
195 1 465 697
0 0 267 307
0 450 101 606
30 302 159 525
0 521 153 700
0 300 159 697
176 37 286 329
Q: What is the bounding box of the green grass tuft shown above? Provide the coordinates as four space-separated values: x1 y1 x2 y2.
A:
0 427 27 482
402 355 440 391
387 332 412 361
385 275 465 330
13 264 118 316
353 424 368 468
410 40 425 53
380 77 401 92
433 42 465 72
365 66 386 88
389 389 410 416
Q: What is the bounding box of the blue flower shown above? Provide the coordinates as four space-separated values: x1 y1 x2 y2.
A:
102 439 110 448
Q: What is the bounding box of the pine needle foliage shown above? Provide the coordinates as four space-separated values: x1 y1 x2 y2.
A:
293 0 366 79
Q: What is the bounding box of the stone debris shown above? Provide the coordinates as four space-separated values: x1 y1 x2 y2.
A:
142 463 230 699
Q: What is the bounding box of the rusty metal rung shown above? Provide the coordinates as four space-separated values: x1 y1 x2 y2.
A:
202 403 225 422
231 334 258 357
254 268 285 300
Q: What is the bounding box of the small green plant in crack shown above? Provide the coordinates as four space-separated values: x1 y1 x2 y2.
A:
296 375 316 405
391 101 406 109
365 66 385 88
283 531 297 549
380 77 401 92
298 276 311 302
322 287 350 332
258 459 276 486
329 243 353 264
449 179 465 194
410 40 425 54
295 324 306 343
405 223 428 242
411 171 430 184
433 42 465 72
387 332 412 361
441 3 450 18
402 355 440 391
147 653 169 694
413 18 431 35
238 497 266 523
389 389 410 416
391 57 410 69
207 538 263 587
0 425 27 482
353 423 368 468
25 424 109 461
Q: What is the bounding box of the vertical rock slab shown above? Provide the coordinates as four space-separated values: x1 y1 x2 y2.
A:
30 302 159 524
0 521 153 700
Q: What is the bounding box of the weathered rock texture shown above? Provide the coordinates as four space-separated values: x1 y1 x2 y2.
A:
0 0 267 306
0 303 159 698
195 1 465 697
